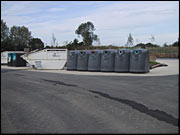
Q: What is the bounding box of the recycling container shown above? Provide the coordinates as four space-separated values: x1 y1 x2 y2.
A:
77 50 90 71
114 49 130 72
67 50 78 70
21 49 67 69
1 51 24 65
88 50 103 71
12 53 27 67
129 48 150 73
100 49 116 72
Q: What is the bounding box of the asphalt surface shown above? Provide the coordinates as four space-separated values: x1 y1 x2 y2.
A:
1 68 179 133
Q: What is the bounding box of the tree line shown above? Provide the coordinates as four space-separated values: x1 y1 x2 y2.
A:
45 25 179 50
1 19 178 52
1 19 44 52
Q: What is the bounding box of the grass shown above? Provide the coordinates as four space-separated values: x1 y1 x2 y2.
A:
147 47 179 55
149 61 160 67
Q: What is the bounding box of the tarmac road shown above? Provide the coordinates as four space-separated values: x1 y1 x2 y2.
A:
1 68 179 133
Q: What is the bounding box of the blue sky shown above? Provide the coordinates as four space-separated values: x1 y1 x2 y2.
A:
1 1 179 46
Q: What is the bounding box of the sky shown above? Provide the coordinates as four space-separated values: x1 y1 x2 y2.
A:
1 1 179 46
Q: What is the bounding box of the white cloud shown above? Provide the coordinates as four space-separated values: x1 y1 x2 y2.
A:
49 7 65 12
1 1 179 46
2 1 43 16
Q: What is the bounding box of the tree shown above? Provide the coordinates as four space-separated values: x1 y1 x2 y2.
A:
126 33 134 48
1 37 15 51
45 45 51 49
1 19 9 42
29 38 44 51
51 33 57 47
65 41 73 50
171 35 179 47
150 35 155 44
1 19 11 51
171 41 178 47
62 41 69 46
72 38 79 49
75 21 98 46
9 26 32 51
135 42 159 48
163 42 169 47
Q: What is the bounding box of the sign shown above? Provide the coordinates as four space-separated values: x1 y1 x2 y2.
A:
35 61 42 68
52 52 60 57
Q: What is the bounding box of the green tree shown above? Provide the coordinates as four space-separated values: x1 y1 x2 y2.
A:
65 41 73 50
73 38 78 45
135 42 159 48
71 38 79 49
9 26 32 51
1 19 9 42
1 37 15 51
1 19 11 51
171 41 178 47
75 21 98 46
45 45 52 49
171 36 179 47
163 42 169 47
29 38 44 51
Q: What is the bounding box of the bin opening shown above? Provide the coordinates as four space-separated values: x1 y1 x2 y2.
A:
91 51 95 54
134 50 139 55
80 51 84 56
119 50 123 55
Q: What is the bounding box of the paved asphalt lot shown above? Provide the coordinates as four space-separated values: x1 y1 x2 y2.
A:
1 68 179 133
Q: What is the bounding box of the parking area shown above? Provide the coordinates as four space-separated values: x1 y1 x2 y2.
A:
1 58 179 133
